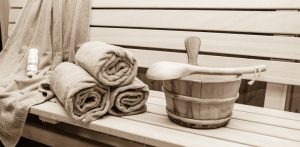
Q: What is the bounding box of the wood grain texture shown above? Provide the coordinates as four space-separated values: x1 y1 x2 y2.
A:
0 0 9 47
26 91 300 146
90 10 300 35
138 73 264 108
91 0 300 9
8 25 300 61
10 0 300 9
150 90 300 121
146 62 266 80
131 107 300 147
265 83 288 110
185 36 201 65
162 75 240 128
89 28 300 60
23 122 107 147
54 123 146 147
149 95 300 130
138 104 300 146
128 49 300 86
29 102 245 147
10 9 300 35
290 86 300 113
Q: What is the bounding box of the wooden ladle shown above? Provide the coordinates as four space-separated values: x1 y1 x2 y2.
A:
146 61 266 80
185 36 201 66
146 36 267 80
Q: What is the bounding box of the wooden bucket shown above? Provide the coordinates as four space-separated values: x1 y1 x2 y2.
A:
163 74 242 129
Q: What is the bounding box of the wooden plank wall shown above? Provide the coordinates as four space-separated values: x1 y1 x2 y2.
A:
7 0 300 111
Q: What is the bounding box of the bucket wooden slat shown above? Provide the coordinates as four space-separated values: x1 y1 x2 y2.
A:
163 74 242 129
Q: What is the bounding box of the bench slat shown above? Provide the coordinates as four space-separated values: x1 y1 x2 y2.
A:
146 103 300 143
150 90 300 121
90 27 300 60
149 96 300 130
234 104 300 121
92 0 300 9
129 49 300 86
29 101 246 147
10 9 300 35
27 95 300 146
10 0 300 9
23 122 104 147
128 105 300 146
91 10 300 35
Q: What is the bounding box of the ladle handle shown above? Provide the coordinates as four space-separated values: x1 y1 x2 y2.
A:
190 64 267 75
185 36 201 66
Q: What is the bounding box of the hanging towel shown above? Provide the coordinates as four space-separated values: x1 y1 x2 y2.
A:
51 62 110 122
75 41 138 87
0 0 91 146
109 78 149 116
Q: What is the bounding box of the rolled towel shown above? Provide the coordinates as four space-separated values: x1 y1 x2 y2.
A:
109 78 149 116
75 41 138 86
51 62 110 122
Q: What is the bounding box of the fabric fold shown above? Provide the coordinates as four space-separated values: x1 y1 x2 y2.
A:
109 78 149 116
75 41 138 87
0 0 91 146
51 62 110 122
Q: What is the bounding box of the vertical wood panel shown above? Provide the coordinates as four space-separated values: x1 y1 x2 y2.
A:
290 86 300 113
0 0 9 48
264 83 288 110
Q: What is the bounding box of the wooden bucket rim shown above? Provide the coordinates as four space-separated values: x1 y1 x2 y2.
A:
163 88 239 103
174 74 242 83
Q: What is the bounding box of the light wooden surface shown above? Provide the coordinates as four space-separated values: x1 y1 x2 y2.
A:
91 0 300 9
130 49 300 86
6 1 300 146
290 86 300 113
0 0 9 47
6 26 300 61
147 61 266 80
265 83 288 110
9 0 300 110
9 9 300 35
163 76 240 128
25 90 300 146
10 0 300 9
89 28 300 61
23 122 106 147
185 36 201 65
90 10 300 35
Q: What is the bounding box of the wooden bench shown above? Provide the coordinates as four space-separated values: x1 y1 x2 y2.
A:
7 0 300 146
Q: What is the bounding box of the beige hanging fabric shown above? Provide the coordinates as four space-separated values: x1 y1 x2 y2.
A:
0 0 91 146
0 0 9 48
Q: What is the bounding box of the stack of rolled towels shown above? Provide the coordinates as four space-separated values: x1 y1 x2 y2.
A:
50 41 149 122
